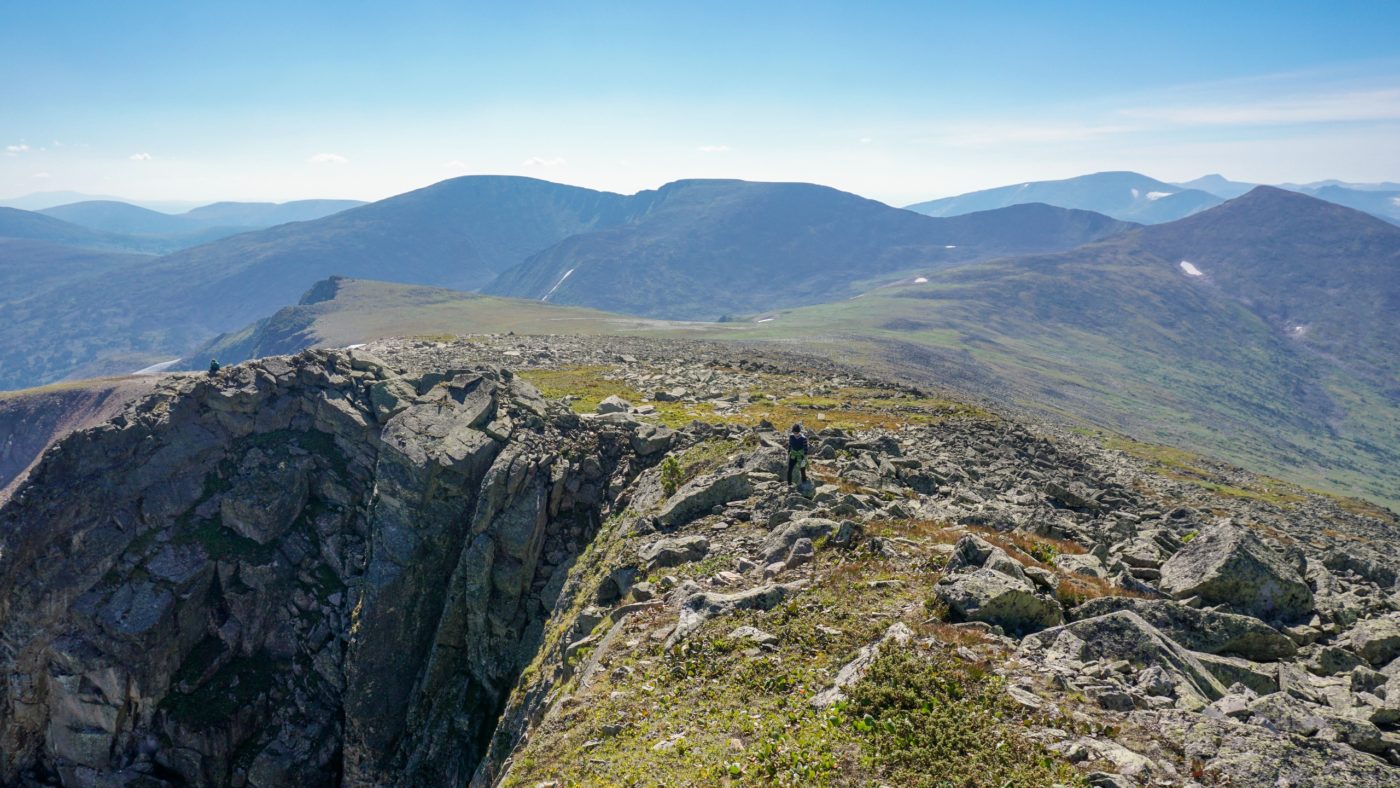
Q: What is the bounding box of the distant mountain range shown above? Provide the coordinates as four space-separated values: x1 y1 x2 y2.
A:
0 191 207 213
0 176 1129 389
908 171 1400 225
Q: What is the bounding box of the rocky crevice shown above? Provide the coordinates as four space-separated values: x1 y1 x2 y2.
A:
0 349 638 786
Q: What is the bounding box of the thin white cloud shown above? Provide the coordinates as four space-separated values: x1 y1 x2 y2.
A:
1121 87 1400 127
859 137 873 144
128 152 152 161
31 171 51 179
698 144 731 153
522 156 565 167
444 160 468 169
924 122 1141 147
5 143 30 156
308 152 349 164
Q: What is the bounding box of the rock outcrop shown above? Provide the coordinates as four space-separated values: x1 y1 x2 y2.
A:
0 350 632 786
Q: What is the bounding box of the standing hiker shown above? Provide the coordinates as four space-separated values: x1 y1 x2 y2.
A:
787 424 809 485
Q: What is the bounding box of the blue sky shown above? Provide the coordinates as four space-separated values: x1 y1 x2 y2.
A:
3 0 1399 205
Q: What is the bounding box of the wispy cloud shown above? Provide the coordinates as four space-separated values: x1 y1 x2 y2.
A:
697 144 730 153
5 143 30 156
128 152 152 161
859 137 873 144
522 156 565 167
31 171 50 179
444 160 468 170
1121 87 1400 127
924 122 1141 148
307 152 348 164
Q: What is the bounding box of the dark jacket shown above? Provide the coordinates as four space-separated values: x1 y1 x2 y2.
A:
788 432 808 453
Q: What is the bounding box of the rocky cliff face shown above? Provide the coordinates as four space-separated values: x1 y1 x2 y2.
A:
3 336 1400 787
0 348 645 785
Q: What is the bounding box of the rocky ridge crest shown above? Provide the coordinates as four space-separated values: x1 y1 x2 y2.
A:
1 335 1398 786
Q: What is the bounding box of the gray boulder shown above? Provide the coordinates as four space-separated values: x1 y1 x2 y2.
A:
667 582 804 646
639 535 709 569
596 395 631 414
655 469 752 529
760 517 838 563
630 424 676 456
934 568 1062 634
1347 614 1400 667
945 533 1027 581
1021 611 1226 707
1072 597 1297 661
1158 525 1313 621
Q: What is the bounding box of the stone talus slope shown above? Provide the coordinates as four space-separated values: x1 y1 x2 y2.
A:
0 349 648 786
369 337 1397 787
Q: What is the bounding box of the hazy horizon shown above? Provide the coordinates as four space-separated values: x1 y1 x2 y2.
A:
4 1 1400 206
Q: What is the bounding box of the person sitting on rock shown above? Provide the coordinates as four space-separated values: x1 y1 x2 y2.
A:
208 358 221 375
787 424 809 485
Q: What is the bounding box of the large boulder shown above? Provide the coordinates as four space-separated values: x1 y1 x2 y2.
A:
655 469 752 529
667 582 804 646
1072 597 1297 661
1020 611 1227 707
638 535 709 569
1158 525 1312 621
1346 614 1400 668
760 517 838 564
934 568 1062 634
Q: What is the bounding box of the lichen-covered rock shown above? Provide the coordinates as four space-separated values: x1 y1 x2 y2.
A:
935 568 1062 634
1072 597 1297 661
1347 615 1400 668
655 469 752 529
1021 611 1227 707
639 535 709 569
1158 525 1313 621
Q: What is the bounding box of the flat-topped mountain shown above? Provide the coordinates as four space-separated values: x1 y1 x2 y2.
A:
906 171 1224 224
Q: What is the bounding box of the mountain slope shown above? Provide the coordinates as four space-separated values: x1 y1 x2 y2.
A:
0 176 1130 390
0 207 165 253
485 179 1135 319
0 238 155 302
736 188 1400 507
1128 186 1400 386
906 171 1224 223
190 276 715 366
